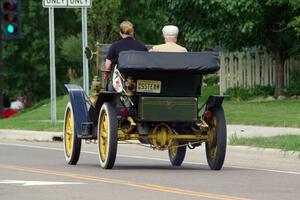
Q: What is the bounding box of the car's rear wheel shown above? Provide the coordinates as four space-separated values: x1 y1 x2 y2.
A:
205 106 226 170
168 140 186 166
97 103 118 169
63 102 81 165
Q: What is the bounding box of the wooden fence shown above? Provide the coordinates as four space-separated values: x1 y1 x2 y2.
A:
220 52 300 94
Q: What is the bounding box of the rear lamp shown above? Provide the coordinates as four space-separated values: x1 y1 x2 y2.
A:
204 110 212 119
127 83 136 91
119 107 129 117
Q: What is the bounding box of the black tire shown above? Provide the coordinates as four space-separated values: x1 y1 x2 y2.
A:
205 106 227 170
97 103 118 169
63 102 82 165
168 141 187 166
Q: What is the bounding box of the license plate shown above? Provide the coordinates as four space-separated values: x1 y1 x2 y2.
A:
136 80 161 93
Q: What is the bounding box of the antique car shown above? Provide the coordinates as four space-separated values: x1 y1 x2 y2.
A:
63 50 226 170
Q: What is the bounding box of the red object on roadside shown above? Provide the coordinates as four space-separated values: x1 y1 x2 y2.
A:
3 109 18 118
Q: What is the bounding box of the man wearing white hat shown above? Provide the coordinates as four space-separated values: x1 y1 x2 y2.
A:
150 25 187 52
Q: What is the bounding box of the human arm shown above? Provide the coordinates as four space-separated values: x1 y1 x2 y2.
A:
103 59 112 80
103 43 116 80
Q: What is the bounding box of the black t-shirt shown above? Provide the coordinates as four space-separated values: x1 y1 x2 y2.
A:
106 37 148 64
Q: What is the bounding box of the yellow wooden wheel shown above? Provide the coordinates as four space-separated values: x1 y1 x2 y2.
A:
205 107 226 170
99 112 109 160
63 102 81 165
97 103 118 169
168 140 186 166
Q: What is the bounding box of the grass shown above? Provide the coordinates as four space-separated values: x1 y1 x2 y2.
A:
223 99 300 128
0 95 69 131
0 85 299 131
201 86 300 128
229 134 300 152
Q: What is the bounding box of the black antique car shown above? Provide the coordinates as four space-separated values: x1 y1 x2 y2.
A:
63 51 226 170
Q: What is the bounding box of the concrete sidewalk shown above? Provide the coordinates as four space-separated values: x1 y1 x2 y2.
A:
0 124 300 142
0 129 63 142
227 124 300 137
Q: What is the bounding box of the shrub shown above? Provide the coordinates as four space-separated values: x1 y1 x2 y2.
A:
203 74 219 86
225 85 274 101
285 74 300 96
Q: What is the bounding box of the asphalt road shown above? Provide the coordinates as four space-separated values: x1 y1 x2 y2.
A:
0 140 300 200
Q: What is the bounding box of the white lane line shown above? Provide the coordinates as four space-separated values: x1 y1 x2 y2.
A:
0 180 85 186
1 142 300 175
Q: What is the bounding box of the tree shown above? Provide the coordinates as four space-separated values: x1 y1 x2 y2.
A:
85 0 165 44
154 0 300 97
120 0 167 44
3 2 81 102
84 0 121 43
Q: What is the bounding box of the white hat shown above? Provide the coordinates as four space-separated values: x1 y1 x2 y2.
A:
162 25 179 36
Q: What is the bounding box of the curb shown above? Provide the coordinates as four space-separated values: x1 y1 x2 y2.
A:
1 124 300 142
0 129 63 142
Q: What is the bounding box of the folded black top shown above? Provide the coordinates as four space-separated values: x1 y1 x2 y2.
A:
117 51 220 74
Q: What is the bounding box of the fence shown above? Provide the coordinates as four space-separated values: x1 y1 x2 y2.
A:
220 52 300 94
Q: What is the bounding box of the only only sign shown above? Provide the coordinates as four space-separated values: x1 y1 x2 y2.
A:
43 0 92 8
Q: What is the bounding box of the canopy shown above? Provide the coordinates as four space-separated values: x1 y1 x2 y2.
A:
117 51 220 74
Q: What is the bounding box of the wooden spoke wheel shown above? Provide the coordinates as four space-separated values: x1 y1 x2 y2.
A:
205 106 227 170
97 103 118 169
63 102 81 165
168 140 187 166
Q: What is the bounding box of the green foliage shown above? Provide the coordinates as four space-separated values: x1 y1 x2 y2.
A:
85 0 166 44
285 73 300 95
69 77 83 86
153 0 300 53
203 74 219 86
61 34 82 64
83 0 121 43
199 85 220 104
225 85 274 101
152 0 300 96
120 0 168 44
60 34 82 79
3 2 81 102
2 0 164 102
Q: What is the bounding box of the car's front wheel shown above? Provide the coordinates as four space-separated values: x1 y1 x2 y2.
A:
97 103 118 169
63 102 81 165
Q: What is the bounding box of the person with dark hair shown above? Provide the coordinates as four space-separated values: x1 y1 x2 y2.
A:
103 21 148 80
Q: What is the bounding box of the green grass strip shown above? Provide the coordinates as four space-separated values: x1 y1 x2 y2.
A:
229 134 300 152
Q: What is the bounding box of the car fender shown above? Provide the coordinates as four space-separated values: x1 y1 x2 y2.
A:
205 95 225 110
64 84 93 136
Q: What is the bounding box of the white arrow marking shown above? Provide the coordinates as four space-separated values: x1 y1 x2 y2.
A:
0 180 86 186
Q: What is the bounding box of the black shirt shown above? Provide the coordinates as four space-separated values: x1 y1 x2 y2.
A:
106 37 148 64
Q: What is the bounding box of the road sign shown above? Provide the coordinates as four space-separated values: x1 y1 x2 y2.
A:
43 0 92 8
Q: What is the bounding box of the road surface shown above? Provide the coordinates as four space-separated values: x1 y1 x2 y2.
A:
0 140 299 200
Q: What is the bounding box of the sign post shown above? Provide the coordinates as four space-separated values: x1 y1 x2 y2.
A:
82 8 89 94
49 7 56 125
43 0 92 124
